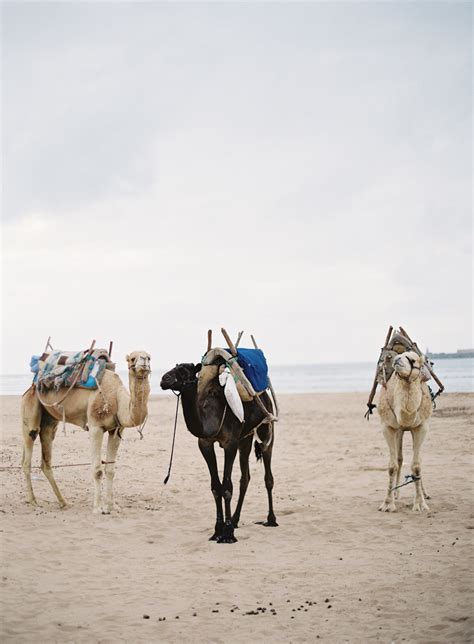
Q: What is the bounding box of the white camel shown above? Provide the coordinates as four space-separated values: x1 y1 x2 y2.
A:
377 350 432 512
21 351 151 514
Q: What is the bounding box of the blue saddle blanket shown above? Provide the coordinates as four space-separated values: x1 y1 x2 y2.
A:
236 348 269 393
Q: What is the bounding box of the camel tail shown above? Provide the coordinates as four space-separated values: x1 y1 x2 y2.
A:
254 441 263 461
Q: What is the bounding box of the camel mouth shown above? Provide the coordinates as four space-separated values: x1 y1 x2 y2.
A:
133 365 151 377
160 377 177 391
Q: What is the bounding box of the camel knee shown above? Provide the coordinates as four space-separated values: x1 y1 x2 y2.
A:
388 463 398 477
93 467 103 481
40 460 52 475
28 429 39 442
240 472 250 487
222 478 233 499
412 462 421 477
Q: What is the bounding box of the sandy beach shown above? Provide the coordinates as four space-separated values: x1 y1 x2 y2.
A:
0 391 472 643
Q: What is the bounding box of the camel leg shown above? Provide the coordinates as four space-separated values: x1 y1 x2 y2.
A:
89 425 106 514
231 435 253 528
421 479 431 500
39 421 67 508
104 431 121 514
21 390 42 506
261 435 278 527
217 441 238 544
411 423 429 512
22 437 38 506
379 426 399 512
394 429 404 500
198 438 224 540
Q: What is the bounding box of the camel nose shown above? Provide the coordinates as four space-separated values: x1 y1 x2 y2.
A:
160 375 172 389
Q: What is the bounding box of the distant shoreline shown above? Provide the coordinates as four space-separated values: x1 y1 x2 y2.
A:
427 352 474 360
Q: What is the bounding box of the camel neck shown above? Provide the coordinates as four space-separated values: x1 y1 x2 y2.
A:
180 383 203 437
128 371 150 426
393 374 423 423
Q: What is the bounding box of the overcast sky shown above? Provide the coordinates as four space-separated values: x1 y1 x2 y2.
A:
1 1 472 374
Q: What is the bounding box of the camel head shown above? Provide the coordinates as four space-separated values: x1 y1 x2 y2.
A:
126 351 151 377
392 351 424 382
160 363 201 392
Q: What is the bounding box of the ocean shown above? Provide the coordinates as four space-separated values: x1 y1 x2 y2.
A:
1 358 472 396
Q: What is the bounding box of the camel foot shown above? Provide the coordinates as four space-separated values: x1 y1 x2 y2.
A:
255 519 279 527
58 500 68 509
379 501 397 512
412 500 429 512
217 534 238 544
26 498 39 507
209 520 224 541
93 505 111 515
216 520 237 544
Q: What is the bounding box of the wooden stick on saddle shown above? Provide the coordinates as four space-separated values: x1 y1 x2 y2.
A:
108 341 113 358
207 329 212 353
399 327 445 393
235 330 244 348
365 325 393 420
251 334 280 419
221 327 237 356
43 336 54 354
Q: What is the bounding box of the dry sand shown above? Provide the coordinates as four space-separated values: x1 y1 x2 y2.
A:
0 391 473 643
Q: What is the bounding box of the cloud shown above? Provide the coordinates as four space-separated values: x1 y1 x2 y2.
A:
1 1 472 374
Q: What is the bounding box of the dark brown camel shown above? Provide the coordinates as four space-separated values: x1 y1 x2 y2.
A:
160 361 278 543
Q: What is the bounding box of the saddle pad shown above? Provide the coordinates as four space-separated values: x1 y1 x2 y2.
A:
30 349 113 391
236 348 269 393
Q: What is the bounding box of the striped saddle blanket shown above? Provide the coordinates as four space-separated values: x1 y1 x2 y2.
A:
30 349 115 391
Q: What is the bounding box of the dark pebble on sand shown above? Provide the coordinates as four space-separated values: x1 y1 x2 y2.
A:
143 615 150 619
328 605 332 609
324 599 329 603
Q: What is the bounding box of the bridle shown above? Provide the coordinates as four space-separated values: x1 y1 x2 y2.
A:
394 356 421 382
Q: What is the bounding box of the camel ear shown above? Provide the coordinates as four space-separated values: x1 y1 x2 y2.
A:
125 354 130 364
194 363 202 374
419 354 425 366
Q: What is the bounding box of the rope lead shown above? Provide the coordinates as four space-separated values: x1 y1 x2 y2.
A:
163 392 180 485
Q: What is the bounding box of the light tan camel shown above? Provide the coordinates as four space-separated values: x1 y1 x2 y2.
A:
377 350 432 512
21 351 151 514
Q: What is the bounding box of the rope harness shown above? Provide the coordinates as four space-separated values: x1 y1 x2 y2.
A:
390 474 421 493
0 459 115 472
